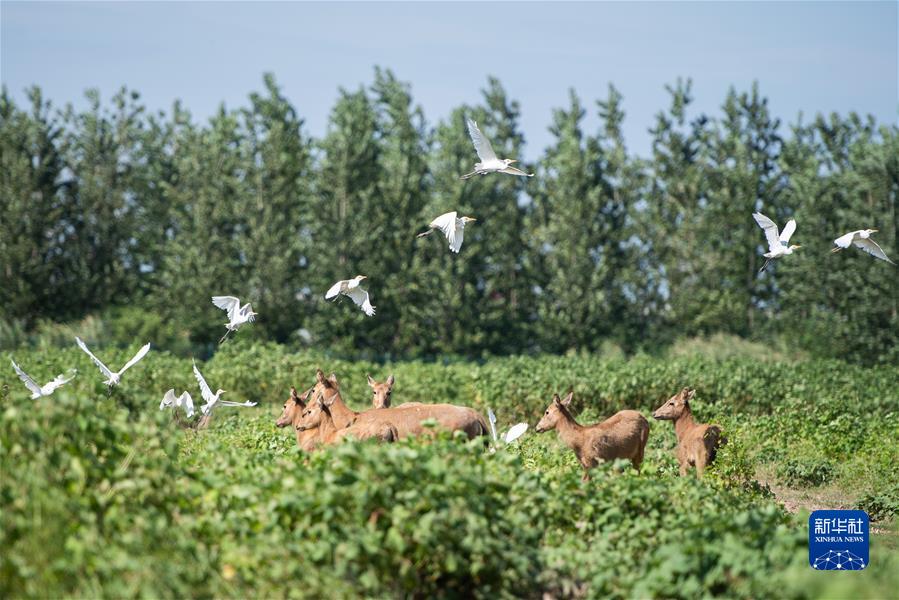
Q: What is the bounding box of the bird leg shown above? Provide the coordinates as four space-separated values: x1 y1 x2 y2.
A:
758 259 772 274
830 247 842 254
416 229 434 238
459 170 478 180
219 329 232 345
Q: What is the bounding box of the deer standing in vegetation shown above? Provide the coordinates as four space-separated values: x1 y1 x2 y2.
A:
296 395 399 445
652 387 726 477
368 374 395 408
311 370 488 439
535 392 650 481
276 387 318 451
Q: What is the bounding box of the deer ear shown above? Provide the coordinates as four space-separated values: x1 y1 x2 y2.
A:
316 369 326 384
561 392 573 406
290 386 299 400
328 373 339 386
386 375 395 387
299 387 313 402
686 388 696 400
367 375 376 387
552 393 561 405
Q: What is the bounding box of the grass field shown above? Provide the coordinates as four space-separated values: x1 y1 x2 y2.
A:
2 342 897 598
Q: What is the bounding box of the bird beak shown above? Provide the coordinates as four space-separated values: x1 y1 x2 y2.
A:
508 159 518 164
871 229 878 233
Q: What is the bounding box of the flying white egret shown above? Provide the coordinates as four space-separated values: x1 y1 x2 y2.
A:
10 359 75 399
487 407 498 442
503 422 529 444
417 211 476 253
460 119 533 180
325 276 375 317
212 296 257 343
192 360 256 417
753 212 801 273
160 389 195 418
831 229 895 264
75 337 150 386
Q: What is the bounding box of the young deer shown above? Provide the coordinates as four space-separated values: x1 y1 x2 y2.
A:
652 387 726 477
275 386 318 451
535 392 650 481
367 374 395 408
296 395 399 445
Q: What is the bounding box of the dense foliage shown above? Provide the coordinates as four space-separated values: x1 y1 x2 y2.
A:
2 73 897 363
2 345 897 598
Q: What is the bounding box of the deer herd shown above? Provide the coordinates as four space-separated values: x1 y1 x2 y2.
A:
276 369 727 479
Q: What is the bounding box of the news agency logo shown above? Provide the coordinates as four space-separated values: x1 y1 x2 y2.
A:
809 510 869 570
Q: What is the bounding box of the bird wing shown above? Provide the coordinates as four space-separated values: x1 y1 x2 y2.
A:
161 389 177 410
487 407 498 442
451 225 464 253
240 303 256 323
11 359 41 396
466 119 497 162
212 296 241 321
178 392 195 417
325 280 345 300
752 213 781 253
117 343 150 376
431 212 458 250
498 166 533 177
75 337 114 379
833 231 858 249
779 219 797 243
853 238 895 264
193 361 215 403
42 371 75 394
503 423 529 444
346 287 376 316
217 400 257 408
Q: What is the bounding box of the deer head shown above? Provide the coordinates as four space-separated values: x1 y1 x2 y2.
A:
276 386 312 428
652 387 695 420
535 392 573 433
368 374 395 408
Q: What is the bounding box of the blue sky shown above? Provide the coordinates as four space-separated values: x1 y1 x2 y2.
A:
2 1 897 159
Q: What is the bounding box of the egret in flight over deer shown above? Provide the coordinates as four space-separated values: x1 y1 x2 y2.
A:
325 276 375 317
831 229 894 264
460 119 533 180
193 361 256 416
417 211 477 253
212 296 257 343
160 389 196 418
753 212 801 273
10 359 75 399
75 337 150 386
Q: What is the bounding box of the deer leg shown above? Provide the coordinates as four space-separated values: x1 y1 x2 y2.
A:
679 461 688 477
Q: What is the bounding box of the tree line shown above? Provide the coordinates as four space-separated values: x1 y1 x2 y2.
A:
1 70 896 364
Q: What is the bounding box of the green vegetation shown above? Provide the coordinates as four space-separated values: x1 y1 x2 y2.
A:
2 344 897 598
2 74 897 364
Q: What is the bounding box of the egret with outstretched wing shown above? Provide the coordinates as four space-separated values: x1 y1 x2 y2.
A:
212 295 257 343
831 229 894 264
192 361 256 417
160 389 196 418
753 212 801 273
325 276 375 316
460 119 533 180
418 211 476 253
11 359 75 399
75 337 150 386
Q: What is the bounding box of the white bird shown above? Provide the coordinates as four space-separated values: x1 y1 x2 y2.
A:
831 229 894 264
418 211 477 254
325 276 375 317
192 360 256 416
160 389 195 418
212 296 257 344
10 359 75 399
753 212 801 273
460 119 533 180
503 422 529 444
75 337 150 386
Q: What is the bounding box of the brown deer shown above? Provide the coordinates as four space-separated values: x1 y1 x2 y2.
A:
368 374 395 408
535 392 650 481
652 387 726 477
275 386 318 451
311 370 488 439
296 395 399 445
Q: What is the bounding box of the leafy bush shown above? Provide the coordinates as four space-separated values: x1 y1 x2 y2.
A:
776 457 835 487
858 485 899 522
